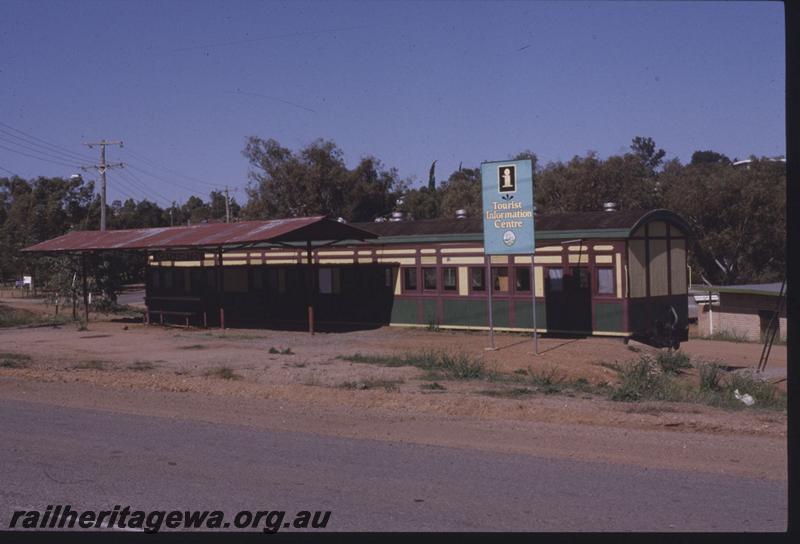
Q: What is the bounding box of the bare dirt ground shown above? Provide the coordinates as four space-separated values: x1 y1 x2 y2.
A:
0 296 787 481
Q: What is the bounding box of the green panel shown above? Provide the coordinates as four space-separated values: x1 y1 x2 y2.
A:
390 299 418 324
513 300 547 329
422 299 437 325
442 299 489 327
595 302 623 332
492 299 509 328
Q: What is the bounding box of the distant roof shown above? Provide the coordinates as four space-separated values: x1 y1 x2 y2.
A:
23 216 377 253
354 209 690 242
692 282 786 297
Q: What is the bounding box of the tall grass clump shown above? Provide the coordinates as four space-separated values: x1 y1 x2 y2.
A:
656 350 692 375
610 355 683 402
338 350 485 380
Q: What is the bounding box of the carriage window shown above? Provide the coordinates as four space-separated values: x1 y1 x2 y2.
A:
252 269 264 290
515 267 531 292
318 268 333 294
442 267 457 291
547 268 564 292
402 267 417 291
162 270 173 289
492 267 509 292
597 267 615 295
423 268 437 290
470 268 485 291
572 267 590 288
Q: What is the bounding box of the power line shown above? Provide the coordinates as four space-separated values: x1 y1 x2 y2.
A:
125 162 218 196
0 164 19 176
0 121 94 163
123 149 219 188
0 142 79 169
0 133 89 166
115 168 172 206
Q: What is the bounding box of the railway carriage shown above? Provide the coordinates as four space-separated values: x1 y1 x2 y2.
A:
144 208 691 347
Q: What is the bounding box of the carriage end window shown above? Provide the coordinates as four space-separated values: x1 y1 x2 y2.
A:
422 267 437 290
402 267 418 291
492 267 509 292
597 267 615 295
442 267 457 291
515 267 531 292
470 268 485 292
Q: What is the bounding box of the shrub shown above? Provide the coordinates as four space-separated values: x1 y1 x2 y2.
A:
338 350 485 380
203 366 242 380
656 350 692 375
610 356 683 402
698 362 723 392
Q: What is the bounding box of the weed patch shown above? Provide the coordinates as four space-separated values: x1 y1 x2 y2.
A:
128 361 156 371
338 350 485 380
0 304 69 328
73 360 107 370
420 382 446 391
339 378 404 392
203 366 242 380
656 350 692 375
180 344 207 350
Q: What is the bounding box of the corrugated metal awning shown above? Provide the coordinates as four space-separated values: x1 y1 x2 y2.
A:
22 216 378 253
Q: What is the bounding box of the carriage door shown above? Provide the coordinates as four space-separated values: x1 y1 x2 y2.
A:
565 267 592 333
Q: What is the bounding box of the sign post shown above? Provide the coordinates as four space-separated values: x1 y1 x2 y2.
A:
480 159 536 353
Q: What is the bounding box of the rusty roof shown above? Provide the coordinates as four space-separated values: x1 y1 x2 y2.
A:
353 209 690 238
23 216 378 253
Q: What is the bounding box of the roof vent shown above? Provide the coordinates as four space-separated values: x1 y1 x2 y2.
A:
336 217 347 223
603 202 618 212
389 211 406 222
455 209 467 219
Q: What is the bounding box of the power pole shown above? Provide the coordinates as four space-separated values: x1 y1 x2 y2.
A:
82 140 123 231
224 186 231 224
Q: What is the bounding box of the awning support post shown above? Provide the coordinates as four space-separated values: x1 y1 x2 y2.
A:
217 246 225 329
81 252 89 323
306 241 315 335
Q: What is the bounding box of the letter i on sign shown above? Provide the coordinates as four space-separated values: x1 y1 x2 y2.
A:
498 165 516 193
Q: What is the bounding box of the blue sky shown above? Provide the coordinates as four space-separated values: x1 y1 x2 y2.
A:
0 0 785 207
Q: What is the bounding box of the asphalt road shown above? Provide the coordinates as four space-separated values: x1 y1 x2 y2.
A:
0 398 786 532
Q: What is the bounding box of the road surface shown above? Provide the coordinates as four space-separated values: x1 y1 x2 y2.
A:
0 398 786 532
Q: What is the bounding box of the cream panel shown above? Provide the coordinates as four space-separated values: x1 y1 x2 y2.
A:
649 221 667 236
421 249 436 254
357 250 372 256
649 239 668 296
593 245 614 251
357 258 373 264
458 267 469 295
264 259 299 264
534 266 544 297
440 247 483 254
670 239 687 294
376 248 416 255
490 255 508 264
537 246 563 252
514 256 532 264
223 260 248 266
628 240 646 297
568 245 589 252
377 257 416 265
224 252 248 258
568 255 589 264
421 256 437 265
264 251 300 257
534 255 562 264
203 260 216 267
319 258 354 264
595 255 613 264
615 253 623 298
173 261 203 267
317 250 354 257
393 268 401 295
442 256 485 265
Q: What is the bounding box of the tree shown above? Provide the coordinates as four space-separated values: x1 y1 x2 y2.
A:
439 167 482 219
690 150 732 166
630 136 666 173
242 137 400 221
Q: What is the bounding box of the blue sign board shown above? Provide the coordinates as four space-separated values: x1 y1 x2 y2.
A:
481 159 535 255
